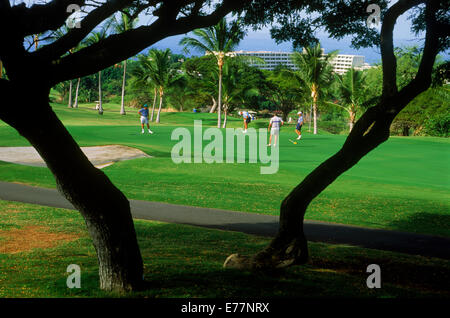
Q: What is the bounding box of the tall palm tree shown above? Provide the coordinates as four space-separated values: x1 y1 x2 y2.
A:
112 11 138 115
149 49 182 123
291 43 337 134
132 49 181 123
220 61 259 128
327 68 368 132
180 18 245 128
73 77 81 108
130 54 159 121
84 24 111 115
49 27 77 108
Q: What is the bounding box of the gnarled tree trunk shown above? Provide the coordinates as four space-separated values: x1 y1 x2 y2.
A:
0 80 144 291
224 0 441 271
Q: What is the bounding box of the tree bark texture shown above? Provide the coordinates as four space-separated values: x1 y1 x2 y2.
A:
224 0 442 271
0 80 144 291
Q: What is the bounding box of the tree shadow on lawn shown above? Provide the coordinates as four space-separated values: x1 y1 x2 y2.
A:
131 222 450 298
135 248 450 298
388 212 450 238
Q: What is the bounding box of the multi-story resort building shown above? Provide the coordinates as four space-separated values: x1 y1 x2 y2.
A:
232 50 373 75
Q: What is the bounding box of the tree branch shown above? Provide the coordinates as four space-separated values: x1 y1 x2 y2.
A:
380 0 425 97
32 0 139 61
11 0 86 36
48 0 250 84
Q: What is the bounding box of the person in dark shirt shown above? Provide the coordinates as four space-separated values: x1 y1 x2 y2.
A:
295 111 303 140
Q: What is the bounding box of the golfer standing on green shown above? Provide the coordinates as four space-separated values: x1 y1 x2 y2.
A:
139 104 153 134
295 111 303 140
268 113 284 147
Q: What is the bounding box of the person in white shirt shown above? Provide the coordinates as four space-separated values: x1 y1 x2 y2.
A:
239 110 251 133
268 114 284 147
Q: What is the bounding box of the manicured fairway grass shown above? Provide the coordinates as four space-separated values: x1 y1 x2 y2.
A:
0 200 449 298
0 103 449 237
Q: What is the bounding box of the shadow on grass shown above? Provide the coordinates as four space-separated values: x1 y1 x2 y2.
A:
130 222 450 298
388 212 450 238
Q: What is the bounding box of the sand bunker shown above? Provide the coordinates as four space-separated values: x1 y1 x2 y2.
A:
0 145 151 169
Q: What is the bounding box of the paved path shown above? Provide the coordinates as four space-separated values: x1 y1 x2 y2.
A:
0 181 449 260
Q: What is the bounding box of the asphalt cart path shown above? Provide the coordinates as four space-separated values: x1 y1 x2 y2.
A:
0 181 449 260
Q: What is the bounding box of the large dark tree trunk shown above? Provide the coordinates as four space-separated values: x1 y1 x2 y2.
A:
0 80 144 291
224 0 441 271
225 96 421 270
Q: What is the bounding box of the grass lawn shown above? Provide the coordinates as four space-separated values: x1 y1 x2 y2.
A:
0 102 449 237
0 200 449 298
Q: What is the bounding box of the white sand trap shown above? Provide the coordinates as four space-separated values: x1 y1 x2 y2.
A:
0 145 151 169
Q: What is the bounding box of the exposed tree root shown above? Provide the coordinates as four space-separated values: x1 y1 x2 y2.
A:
224 237 308 272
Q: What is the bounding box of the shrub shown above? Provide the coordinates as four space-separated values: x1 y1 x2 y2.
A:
425 112 450 137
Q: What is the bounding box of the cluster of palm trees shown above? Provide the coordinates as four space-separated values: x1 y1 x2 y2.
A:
130 49 183 123
56 11 136 115
55 16 368 132
178 19 368 133
180 18 245 128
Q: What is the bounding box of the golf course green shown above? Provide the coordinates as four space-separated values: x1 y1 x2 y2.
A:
0 102 449 237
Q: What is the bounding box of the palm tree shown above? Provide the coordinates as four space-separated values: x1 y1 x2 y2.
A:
132 49 181 123
49 26 78 108
112 11 138 115
180 18 245 128
84 24 111 115
130 54 159 121
291 43 337 134
326 68 368 132
73 77 81 108
220 61 260 128
183 56 220 114
150 49 182 123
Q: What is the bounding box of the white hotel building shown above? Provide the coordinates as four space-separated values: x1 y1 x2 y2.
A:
232 50 372 75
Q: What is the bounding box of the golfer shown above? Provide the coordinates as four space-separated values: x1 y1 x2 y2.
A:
239 110 251 133
295 111 303 140
268 113 284 147
138 104 153 134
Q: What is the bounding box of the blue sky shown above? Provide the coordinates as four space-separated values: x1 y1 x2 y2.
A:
152 7 449 65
